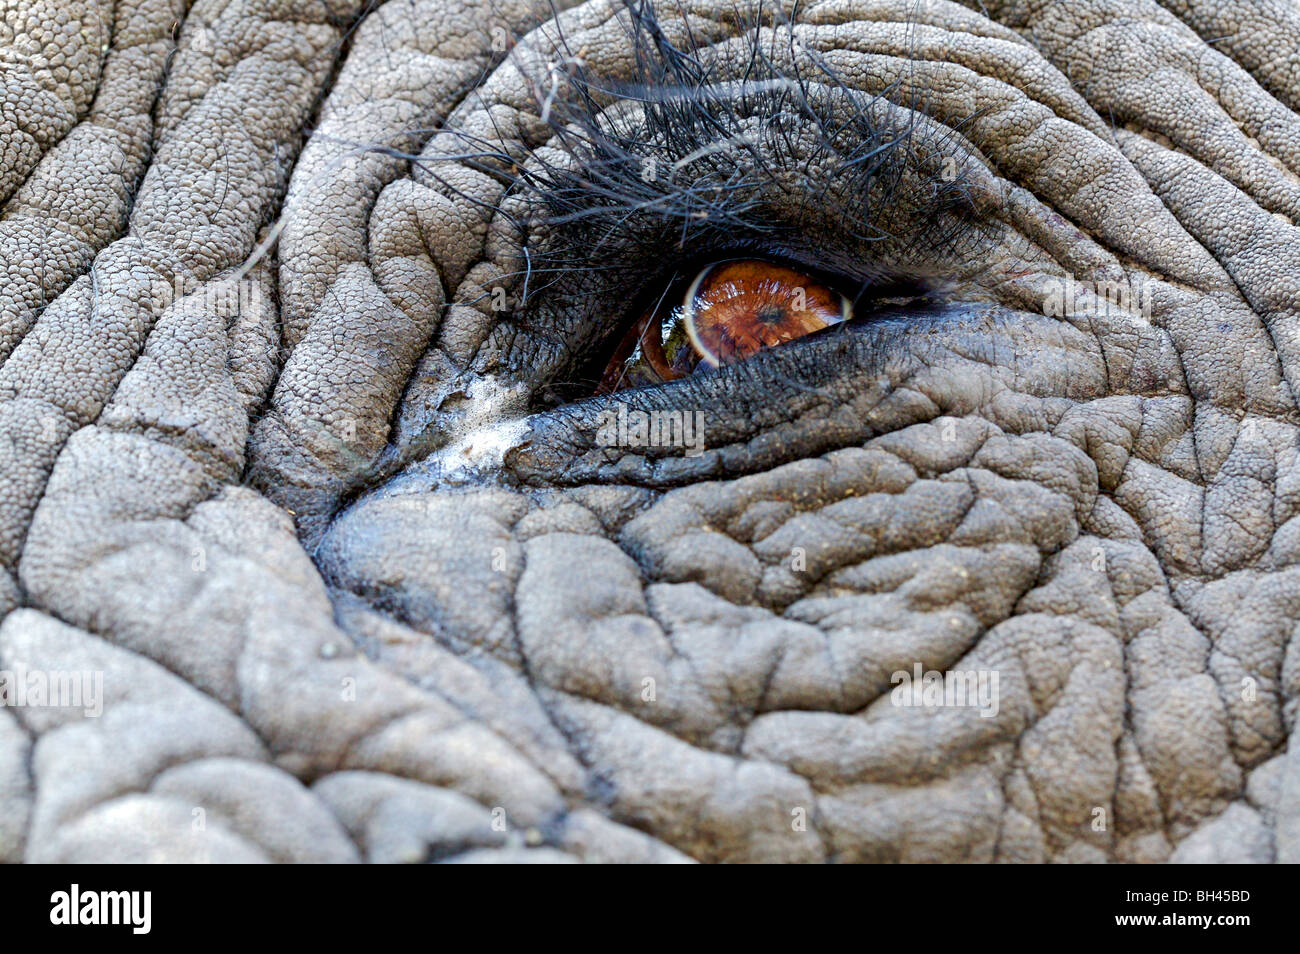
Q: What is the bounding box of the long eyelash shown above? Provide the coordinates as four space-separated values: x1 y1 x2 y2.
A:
559 2 983 290
531 6 900 245
380 1 975 300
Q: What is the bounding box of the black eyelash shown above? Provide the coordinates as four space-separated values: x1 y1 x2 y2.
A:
412 0 983 301
511 1 943 290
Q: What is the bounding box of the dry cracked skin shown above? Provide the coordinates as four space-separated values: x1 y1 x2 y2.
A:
1 0 1300 864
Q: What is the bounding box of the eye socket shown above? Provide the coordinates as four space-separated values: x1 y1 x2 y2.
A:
595 259 853 395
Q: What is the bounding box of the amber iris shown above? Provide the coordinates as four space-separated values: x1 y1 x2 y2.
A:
596 259 852 394
682 260 850 367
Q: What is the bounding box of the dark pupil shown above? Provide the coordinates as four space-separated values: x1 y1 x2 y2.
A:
755 305 786 325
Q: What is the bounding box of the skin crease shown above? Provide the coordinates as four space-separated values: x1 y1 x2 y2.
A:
0 0 1299 865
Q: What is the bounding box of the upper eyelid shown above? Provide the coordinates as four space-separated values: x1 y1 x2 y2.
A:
503 50 949 248
504 101 985 304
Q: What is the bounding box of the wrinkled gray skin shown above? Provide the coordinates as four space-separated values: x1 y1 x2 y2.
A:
2 0 1300 864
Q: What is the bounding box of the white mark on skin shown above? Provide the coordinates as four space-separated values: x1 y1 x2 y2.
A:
427 416 531 484
415 376 534 485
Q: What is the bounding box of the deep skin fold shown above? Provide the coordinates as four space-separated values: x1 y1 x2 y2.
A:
1 0 1300 862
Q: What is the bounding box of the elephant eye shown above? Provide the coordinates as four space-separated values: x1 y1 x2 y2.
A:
596 259 851 394
594 259 933 395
